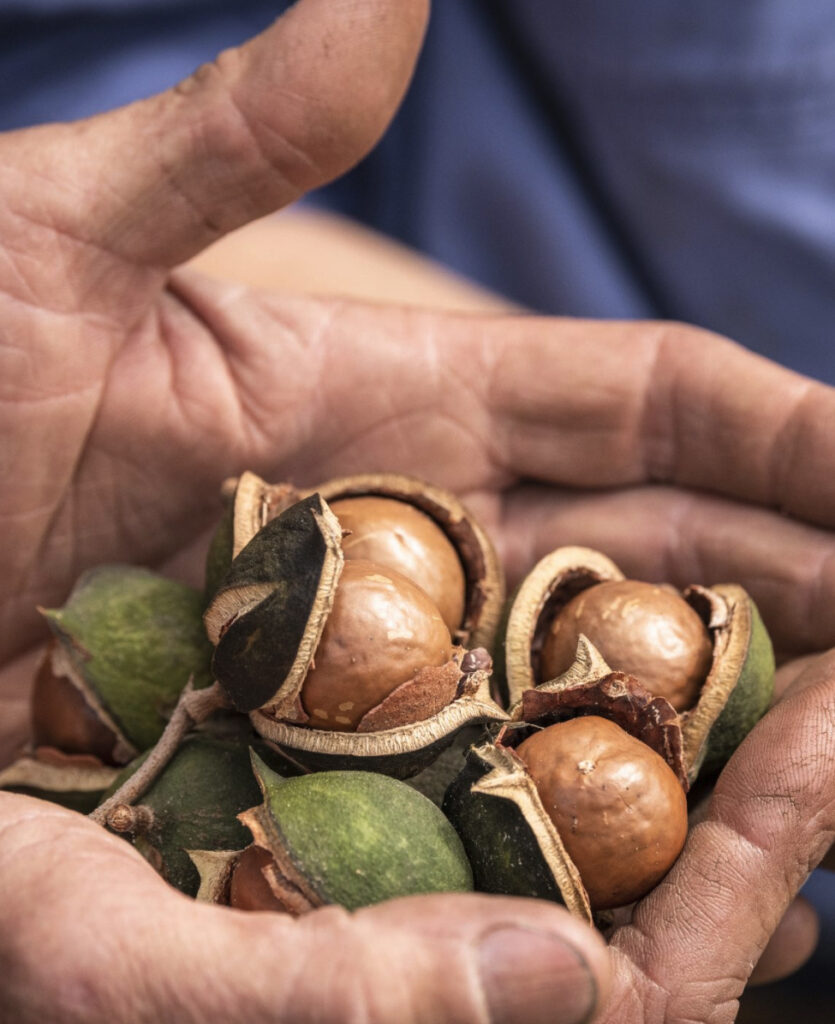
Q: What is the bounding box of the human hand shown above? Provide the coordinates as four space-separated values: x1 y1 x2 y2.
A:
1 0 834 1020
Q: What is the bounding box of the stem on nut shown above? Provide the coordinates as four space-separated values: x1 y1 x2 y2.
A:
89 679 230 827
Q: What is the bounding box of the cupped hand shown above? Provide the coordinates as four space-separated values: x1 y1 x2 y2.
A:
1 1 834 1021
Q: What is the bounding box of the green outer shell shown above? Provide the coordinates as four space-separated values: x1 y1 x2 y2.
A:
255 763 473 910
700 596 775 777
442 748 566 904
105 736 282 897
43 566 213 752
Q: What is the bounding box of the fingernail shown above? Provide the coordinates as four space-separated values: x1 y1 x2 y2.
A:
477 925 597 1024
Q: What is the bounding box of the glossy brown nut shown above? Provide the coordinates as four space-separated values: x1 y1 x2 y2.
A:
300 560 454 731
540 579 713 711
31 646 120 764
228 845 286 913
330 496 466 633
515 716 688 910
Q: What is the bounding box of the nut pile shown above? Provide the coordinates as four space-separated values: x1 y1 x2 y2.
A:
0 473 775 922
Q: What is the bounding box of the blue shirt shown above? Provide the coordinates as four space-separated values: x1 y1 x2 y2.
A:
2 1 834 382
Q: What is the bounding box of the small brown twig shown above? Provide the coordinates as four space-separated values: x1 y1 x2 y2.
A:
89 679 229 827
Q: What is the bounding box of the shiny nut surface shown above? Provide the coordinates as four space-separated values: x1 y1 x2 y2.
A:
31 648 119 763
515 716 688 909
300 560 453 731
330 496 466 632
540 579 712 711
228 845 286 913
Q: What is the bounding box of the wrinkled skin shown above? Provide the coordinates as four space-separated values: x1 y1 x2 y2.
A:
1 2 834 1022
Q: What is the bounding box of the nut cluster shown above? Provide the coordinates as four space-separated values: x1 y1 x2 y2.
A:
2 477 774 921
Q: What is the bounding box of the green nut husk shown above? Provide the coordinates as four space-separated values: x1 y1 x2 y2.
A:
205 493 507 777
39 565 214 761
498 546 775 781
0 751 119 814
235 755 473 913
102 735 292 897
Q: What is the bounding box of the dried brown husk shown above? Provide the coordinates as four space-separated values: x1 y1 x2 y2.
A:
500 547 774 781
204 493 344 716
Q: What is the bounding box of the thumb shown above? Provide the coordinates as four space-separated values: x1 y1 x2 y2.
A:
6 0 427 271
197 893 611 1024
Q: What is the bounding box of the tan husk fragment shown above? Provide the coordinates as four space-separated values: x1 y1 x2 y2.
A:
504 546 624 706
0 752 119 794
470 742 592 923
227 472 301 559
309 472 505 649
267 503 344 722
189 849 239 904
678 583 747 775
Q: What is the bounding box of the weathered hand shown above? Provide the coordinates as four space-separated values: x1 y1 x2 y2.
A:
1 1 834 1021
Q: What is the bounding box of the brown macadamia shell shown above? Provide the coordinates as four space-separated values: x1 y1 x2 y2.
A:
540 580 713 711
330 496 467 633
300 560 454 731
228 846 287 913
515 716 688 910
31 647 121 764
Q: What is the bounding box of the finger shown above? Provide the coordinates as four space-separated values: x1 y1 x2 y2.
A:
456 315 835 530
603 651 835 1022
5 0 427 272
496 483 835 657
0 794 610 1024
748 896 819 986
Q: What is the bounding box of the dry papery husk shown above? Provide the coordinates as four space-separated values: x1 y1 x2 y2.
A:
499 546 774 782
0 748 119 815
204 494 508 778
442 640 688 925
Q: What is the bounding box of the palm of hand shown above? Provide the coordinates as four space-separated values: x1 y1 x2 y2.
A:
1 2 834 1022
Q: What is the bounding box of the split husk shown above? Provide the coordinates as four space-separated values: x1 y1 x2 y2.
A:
497 546 774 781
205 493 508 777
37 565 214 763
201 755 474 913
443 640 689 922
